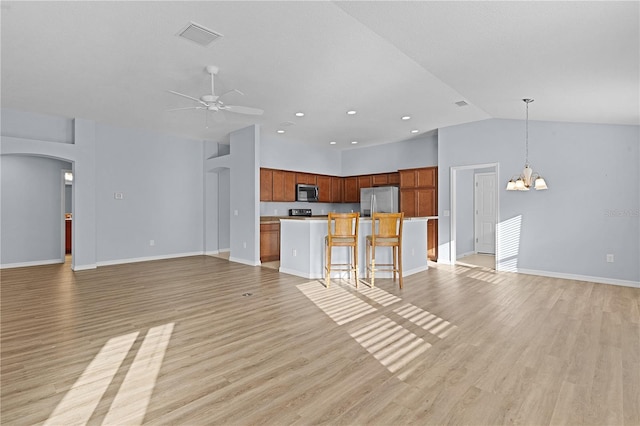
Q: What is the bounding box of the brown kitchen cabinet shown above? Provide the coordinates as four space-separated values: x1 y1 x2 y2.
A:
65 220 72 254
331 177 343 203
260 222 280 262
388 172 400 185
272 170 296 202
427 219 438 261
357 175 372 191
296 173 317 185
316 175 332 203
260 168 273 201
343 176 359 203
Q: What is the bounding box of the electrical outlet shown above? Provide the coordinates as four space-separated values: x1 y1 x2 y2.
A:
149 240 155 246
243 241 247 249
274 209 278 215
114 192 124 200
606 254 614 263
292 249 297 257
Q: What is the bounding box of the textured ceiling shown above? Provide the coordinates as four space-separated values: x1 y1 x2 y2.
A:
1 1 638 149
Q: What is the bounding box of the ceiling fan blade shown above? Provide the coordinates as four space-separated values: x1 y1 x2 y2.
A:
218 88 245 98
223 105 264 115
167 106 205 112
167 90 207 106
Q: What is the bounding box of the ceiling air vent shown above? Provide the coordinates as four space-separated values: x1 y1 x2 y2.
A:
177 22 223 47
455 100 469 107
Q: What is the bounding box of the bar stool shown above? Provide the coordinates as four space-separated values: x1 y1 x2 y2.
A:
366 212 404 289
325 212 359 288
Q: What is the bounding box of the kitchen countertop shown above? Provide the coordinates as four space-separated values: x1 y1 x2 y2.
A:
261 215 438 223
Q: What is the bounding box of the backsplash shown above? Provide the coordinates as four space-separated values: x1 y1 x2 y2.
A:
260 201 360 216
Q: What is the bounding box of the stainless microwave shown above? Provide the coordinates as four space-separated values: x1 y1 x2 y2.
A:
296 184 319 202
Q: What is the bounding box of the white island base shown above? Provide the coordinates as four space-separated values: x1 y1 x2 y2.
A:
279 217 429 281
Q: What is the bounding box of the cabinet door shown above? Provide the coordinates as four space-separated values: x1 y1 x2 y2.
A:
296 173 316 185
260 223 280 262
283 171 296 202
416 188 436 217
331 177 343 203
417 167 436 188
316 175 332 203
400 189 417 217
272 170 285 201
399 169 416 188
371 173 388 186
343 177 359 203
427 219 438 261
388 172 400 185
358 175 372 191
260 168 273 201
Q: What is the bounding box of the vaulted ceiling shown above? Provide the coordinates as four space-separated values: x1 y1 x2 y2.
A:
1 1 638 148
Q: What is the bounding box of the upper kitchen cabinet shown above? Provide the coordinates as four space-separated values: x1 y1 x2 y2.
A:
399 167 438 217
296 173 317 185
272 170 296 202
357 175 372 190
331 177 343 203
400 167 436 189
260 168 273 201
343 177 359 203
316 175 332 203
372 172 400 187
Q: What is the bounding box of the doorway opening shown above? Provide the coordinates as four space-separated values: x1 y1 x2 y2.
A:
450 163 499 270
62 169 73 265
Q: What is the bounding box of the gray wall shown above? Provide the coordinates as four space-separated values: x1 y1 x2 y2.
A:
1 108 207 268
1 155 71 265
261 135 342 176
439 118 639 285
95 123 204 263
341 131 438 175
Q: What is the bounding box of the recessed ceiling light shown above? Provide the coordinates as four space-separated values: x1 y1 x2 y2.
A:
351 140 358 144
277 130 285 134
347 110 357 115
329 141 337 145
401 116 411 120
295 112 305 117
411 129 419 134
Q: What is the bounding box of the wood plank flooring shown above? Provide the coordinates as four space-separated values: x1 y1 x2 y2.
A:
1 256 638 425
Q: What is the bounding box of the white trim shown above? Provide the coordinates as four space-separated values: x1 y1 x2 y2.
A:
514 268 639 288
229 256 261 267
219 248 230 252
72 263 98 271
1 259 64 269
96 251 203 267
449 163 500 269
205 250 220 256
278 267 313 279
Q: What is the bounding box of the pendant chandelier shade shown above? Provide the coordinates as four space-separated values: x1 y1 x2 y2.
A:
506 99 548 191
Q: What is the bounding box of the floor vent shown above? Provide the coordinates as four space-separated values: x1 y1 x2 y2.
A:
177 22 223 47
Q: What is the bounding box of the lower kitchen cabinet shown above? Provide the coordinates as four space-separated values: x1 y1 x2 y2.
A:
260 222 280 262
427 219 438 261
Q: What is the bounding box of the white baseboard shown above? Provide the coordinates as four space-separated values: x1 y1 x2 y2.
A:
96 251 203 267
219 248 230 253
513 268 640 288
205 250 219 256
72 263 97 271
1 258 63 269
228 256 260 267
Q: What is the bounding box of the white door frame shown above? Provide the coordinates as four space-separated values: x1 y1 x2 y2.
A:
450 163 500 268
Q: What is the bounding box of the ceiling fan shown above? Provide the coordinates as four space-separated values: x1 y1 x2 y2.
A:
167 65 264 116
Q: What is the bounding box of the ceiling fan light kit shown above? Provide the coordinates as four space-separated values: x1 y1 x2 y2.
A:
506 98 548 192
167 65 264 117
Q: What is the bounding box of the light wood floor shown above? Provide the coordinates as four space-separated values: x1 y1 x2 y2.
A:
458 253 496 269
1 256 638 425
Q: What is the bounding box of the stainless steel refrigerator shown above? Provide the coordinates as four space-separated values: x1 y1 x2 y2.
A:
360 186 399 217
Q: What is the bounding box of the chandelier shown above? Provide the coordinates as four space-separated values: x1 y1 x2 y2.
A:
506 99 548 191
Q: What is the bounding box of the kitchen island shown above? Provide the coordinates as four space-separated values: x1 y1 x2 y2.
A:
279 216 431 280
